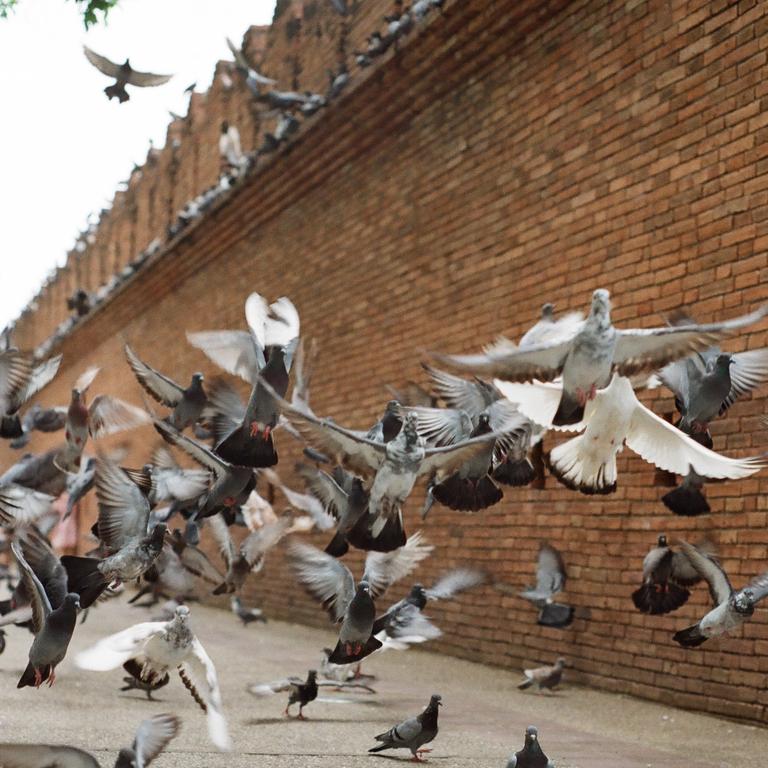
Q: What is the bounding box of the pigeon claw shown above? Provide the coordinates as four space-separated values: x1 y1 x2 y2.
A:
47 669 56 687
33 668 43 688
249 422 263 437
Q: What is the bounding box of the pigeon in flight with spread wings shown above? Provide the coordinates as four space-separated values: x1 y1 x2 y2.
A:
83 46 172 103
0 712 180 768
76 605 231 751
430 289 767 425
519 542 574 628
673 542 768 648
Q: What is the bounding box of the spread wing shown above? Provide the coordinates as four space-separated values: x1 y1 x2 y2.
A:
289 541 356 622
124 344 185 407
240 517 291 567
363 531 433 599
493 379 584 432
83 45 122 77
426 567 485 600
291 463 349 521
88 396 150 439
262 468 336 530
75 621 166 671
247 676 303 696
520 543 566 602
180 639 231 751
743 572 768 605
10 541 51 633
177 541 225 586
153 419 229 480
0 484 55 527
402 406 473 446
721 348 768 413
18 529 68 609
0 744 99 768
133 713 181 768
625 399 764 479
419 433 498 477
187 330 262 383
18 354 62 405
206 513 237 570
0 350 34 414
421 364 499 415
613 305 768 376
677 541 732 606
126 68 173 88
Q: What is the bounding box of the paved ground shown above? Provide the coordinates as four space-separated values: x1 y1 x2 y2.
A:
0 596 765 767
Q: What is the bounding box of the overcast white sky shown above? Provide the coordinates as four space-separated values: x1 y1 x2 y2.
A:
0 0 276 331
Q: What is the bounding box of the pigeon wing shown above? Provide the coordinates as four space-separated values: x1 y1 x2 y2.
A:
419 433 499 476
187 330 262 383
0 484 55 527
83 45 123 77
289 541 356 621
10 542 51 633
421 364 499 415
88 395 150 439
426 567 485 600
124 344 185 407
677 541 733 606
363 531 433 599
403 406 473 446
0 744 99 768
721 348 768 414
75 621 165 671
95 458 152 553
125 68 173 87
133 713 180 768
206 513 237 570
153 419 229 480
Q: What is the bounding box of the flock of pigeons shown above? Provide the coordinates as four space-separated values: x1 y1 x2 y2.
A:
0 287 766 766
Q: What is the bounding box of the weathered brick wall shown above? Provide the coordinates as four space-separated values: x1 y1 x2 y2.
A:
5 0 768 723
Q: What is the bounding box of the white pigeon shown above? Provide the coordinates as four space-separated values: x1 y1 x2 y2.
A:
497 374 764 494
76 605 231 751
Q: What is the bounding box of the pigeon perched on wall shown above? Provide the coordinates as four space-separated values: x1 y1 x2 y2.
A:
0 712 180 767
497 375 764 494
11 541 80 688
248 669 319 718
507 725 555 767
76 605 231 750
83 46 172 102
519 543 573 628
291 534 432 663
632 535 704 615
369 694 441 760
431 290 767 425
673 542 768 648
124 344 207 432
518 658 565 693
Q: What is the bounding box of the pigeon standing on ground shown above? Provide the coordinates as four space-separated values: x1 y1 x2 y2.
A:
518 658 566 693
248 670 319 718
83 46 172 102
672 542 768 648
519 543 574 628
0 712 180 767
631 535 703 615
431 289 767 425
507 726 555 767
369 694 441 760
11 542 80 688
76 605 231 750
231 596 267 626
120 671 170 700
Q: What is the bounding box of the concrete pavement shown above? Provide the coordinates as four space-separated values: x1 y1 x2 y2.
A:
0 595 763 767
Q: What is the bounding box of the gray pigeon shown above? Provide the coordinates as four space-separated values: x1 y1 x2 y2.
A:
507 726 555 767
431 289 767 425
0 712 180 767
1 448 68 497
369 694 441 760
631 535 703 615
9 403 67 450
230 596 267 626
0 352 61 441
518 659 565 693
83 46 172 102
248 669 318 718
673 541 768 648
125 343 207 432
65 456 97 518
519 543 574 628
11 541 80 688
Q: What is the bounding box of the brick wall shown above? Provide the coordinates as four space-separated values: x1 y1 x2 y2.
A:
4 0 768 723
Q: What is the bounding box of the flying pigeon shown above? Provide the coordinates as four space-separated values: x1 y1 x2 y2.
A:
226 36 277 91
661 468 711 517
83 46 172 102
497 374 764 494
261 467 336 532
0 351 60 440
369 694 441 760
76 605 231 750
0 712 180 767
632 535 703 615
431 289 767 425
231 596 266 626
291 534 432 663
518 304 584 348
0 484 56 528
0 448 68 497
11 541 80 688
519 543 574 628
248 669 319 718
673 542 768 648
507 726 555 768
124 343 207 432
518 658 565 693
9 404 68 450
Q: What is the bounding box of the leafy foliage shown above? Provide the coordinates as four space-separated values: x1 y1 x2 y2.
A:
0 0 120 26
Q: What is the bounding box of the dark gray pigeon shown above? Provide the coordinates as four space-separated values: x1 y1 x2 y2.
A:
632 535 703 615
120 672 170 701
661 468 711 517
519 543 574 628
673 541 768 648
0 712 179 767
83 46 172 102
10 404 68 450
125 343 207 432
518 659 565 693
248 669 318 718
369 694 441 760
11 541 80 688
431 290 768 425
507 726 555 767
231 596 267 626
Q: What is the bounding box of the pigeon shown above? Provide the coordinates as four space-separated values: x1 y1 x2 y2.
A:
0 448 68 497
83 46 172 102
124 343 207 431
431 289 767 425
632 535 704 615
231 596 266 626
76 605 231 750
661 468 711 517
518 658 566 692
261 467 336 532
60 457 167 608
152 419 255 520
248 670 318 718
0 484 56 528
0 712 180 767
518 304 584 348
120 672 170 700
673 542 768 648
65 456 97 518
369 694 441 760
498 375 764 494
9 404 68 450
291 534 432 663
0 351 59 439
56 367 150 473
226 36 276 89
219 121 245 170
519 543 574 628
11 541 80 688
507 726 555 768
67 288 92 317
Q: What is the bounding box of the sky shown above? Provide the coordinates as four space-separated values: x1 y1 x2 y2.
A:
0 0 276 331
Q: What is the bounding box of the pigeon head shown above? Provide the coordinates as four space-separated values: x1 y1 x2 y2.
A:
221 120 230 133
524 725 539 743
147 523 168 549
541 303 554 320
191 372 204 385
64 593 81 611
409 583 428 607
715 354 733 372
590 289 611 320
174 604 190 619
384 400 400 416
356 580 371 596
307 669 317 681
429 693 442 707
657 534 668 547
734 589 757 614
556 657 566 666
